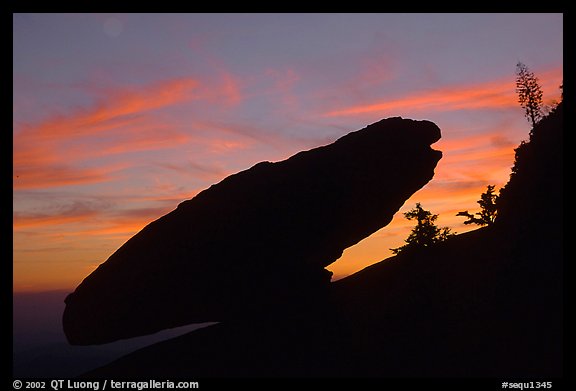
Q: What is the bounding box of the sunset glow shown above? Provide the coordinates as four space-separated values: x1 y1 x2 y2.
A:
13 13 563 291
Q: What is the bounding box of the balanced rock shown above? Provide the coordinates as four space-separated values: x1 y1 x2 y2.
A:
63 117 442 345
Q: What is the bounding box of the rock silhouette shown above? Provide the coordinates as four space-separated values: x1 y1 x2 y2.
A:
83 103 562 377
63 117 442 345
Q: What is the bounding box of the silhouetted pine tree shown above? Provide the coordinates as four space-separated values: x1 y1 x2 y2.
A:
457 185 499 226
516 62 544 130
391 203 454 254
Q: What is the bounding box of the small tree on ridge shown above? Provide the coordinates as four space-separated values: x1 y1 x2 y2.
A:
391 203 455 255
516 61 544 129
457 185 499 226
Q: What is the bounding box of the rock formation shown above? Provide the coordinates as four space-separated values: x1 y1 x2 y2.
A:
63 117 442 345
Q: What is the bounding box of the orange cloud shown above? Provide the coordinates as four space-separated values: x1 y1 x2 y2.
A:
217 71 243 106
13 177 203 239
48 217 160 239
18 78 197 141
13 164 120 190
13 78 199 190
324 67 562 117
14 210 101 229
436 134 516 174
324 80 516 117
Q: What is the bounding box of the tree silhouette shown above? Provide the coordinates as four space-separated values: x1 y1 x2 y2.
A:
391 203 454 254
516 62 544 129
457 185 499 226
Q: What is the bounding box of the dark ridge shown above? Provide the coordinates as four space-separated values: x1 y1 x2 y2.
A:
84 105 561 377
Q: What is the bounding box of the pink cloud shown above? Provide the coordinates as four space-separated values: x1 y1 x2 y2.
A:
323 79 517 117
13 78 199 190
323 67 563 117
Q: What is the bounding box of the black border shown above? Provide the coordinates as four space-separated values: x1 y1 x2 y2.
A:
7 7 569 388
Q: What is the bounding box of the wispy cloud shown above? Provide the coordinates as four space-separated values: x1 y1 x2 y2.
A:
323 79 517 117
13 198 111 229
323 67 562 118
158 160 229 181
13 197 174 240
13 78 199 190
13 163 126 191
16 78 198 140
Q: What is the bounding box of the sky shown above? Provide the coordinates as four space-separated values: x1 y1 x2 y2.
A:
13 13 563 292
